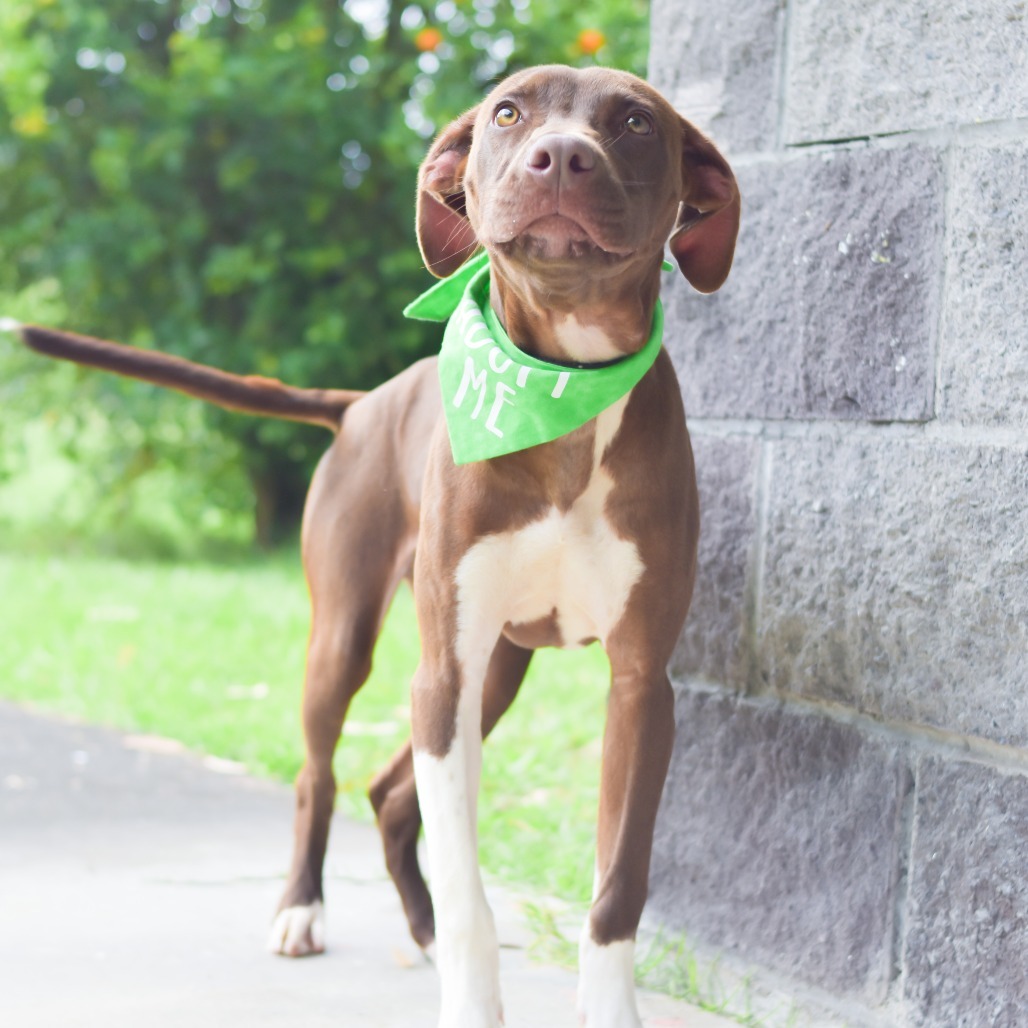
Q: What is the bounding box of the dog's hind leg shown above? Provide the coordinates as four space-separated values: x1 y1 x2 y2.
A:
269 435 414 957
268 601 388 956
368 636 532 950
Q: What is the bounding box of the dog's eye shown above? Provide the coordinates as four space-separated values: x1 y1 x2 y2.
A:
494 105 522 128
625 112 653 135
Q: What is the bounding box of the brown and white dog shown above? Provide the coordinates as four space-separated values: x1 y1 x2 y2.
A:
15 65 739 1027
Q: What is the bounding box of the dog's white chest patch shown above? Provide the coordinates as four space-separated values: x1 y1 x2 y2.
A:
554 314 625 363
455 397 642 648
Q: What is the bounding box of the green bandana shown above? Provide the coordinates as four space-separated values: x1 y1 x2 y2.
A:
404 252 668 465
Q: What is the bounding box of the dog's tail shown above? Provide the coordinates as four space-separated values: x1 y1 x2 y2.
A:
16 324 363 432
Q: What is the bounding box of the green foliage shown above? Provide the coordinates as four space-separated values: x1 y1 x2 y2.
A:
0 280 254 557
0 0 648 546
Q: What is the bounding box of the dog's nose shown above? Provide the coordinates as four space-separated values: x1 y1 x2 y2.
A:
525 134 596 180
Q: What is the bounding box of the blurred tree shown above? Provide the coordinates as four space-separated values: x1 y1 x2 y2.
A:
0 0 648 545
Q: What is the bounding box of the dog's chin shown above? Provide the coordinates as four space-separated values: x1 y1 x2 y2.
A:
513 215 631 264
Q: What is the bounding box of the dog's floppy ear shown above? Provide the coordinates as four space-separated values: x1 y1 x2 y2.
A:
416 106 480 278
669 118 741 294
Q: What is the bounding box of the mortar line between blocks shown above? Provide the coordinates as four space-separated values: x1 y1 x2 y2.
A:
746 437 774 692
679 676 1028 777
731 116 1028 170
891 754 921 1011
933 141 957 421
687 418 1028 451
774 0 796 151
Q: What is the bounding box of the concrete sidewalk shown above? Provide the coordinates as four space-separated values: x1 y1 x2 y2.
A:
0 701 734 1027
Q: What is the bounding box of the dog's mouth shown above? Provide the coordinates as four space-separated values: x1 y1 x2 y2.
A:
510 213 633 262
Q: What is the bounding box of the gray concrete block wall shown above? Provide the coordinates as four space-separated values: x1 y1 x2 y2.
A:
904 759 1028 1028
649 3 1028 1025
664 147 944 422
783 0 1028 144
649 691 910 1004
760 437 1028 747
940 141 1028 428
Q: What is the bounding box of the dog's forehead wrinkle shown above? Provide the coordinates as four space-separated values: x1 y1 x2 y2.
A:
487 65 669 125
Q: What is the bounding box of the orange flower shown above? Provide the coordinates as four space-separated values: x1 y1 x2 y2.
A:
577 28 606 55
415 27 443 52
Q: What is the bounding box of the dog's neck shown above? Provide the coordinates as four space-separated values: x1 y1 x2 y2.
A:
486 252 663 366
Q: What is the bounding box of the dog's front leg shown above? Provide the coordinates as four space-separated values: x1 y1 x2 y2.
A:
577 639 677 1028
411 595 504 1028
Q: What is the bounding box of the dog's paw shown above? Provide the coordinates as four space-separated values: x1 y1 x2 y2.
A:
576 1011 641 1028
577 935 642 1028
267 901 325 957
576 1001 642 1028
436 965 504 1028
437 1002 504 1028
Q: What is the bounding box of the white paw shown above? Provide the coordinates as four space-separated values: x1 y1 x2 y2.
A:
267 901 325 957
577 931 642 1028
435 921 503 1027
437 1000 504 1028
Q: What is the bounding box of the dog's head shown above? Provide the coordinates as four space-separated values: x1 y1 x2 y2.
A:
416 65 739 296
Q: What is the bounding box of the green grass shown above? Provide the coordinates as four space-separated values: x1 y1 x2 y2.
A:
523 902 793 1027
0 548 609 903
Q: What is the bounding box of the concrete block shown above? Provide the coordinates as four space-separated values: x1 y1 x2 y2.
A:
648 0 782 154
649 688 909 1001
663 146 942 422
904 757 1028 1027
939 141 1028 428
758 436 1028 747
784 0 1028 143
671 433 760 688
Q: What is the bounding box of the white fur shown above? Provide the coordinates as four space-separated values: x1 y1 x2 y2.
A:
416 397 642 1026
454 397 641 651
414 689 503 1027
267 901 325 957
577 932 641 1028
555 314 626 363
